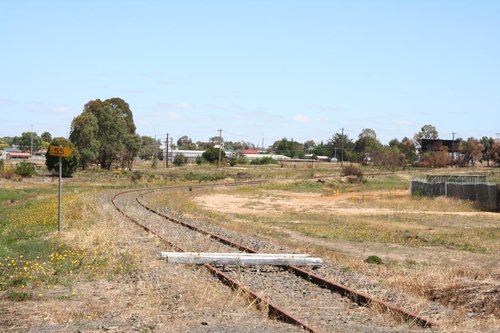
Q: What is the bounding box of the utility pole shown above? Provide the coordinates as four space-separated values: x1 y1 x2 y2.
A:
170 137 174 167
340 128 344 167
451 132 456 167
30 124 33 158
218 129 223 168
262 137 264 152
165 133 169 168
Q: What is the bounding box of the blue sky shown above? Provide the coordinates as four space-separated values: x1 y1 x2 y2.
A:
1 1 499 146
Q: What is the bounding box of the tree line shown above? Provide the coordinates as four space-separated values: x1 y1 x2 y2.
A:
2 98 500 176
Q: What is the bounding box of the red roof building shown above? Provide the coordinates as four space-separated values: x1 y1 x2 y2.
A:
8 152 31 159
239 149 260 155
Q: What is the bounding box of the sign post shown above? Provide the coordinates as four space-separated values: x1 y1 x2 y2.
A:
49 145 73 232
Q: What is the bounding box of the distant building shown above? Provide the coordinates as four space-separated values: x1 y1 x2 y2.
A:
241 153 291 161
304 154 331 162
419 139 460 153
8 152 31 159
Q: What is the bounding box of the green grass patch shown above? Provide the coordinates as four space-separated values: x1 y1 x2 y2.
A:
5 290 32 302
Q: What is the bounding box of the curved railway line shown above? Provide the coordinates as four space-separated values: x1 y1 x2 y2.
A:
112 182 436 333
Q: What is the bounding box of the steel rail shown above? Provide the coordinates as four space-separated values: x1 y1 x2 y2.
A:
135 187 436 329
112 190 321 333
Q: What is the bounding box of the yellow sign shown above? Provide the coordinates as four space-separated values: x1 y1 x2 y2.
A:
49 146 73 157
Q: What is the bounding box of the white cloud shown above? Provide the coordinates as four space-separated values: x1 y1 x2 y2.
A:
293 114 311 123
51 106 73 114
157 102 193 110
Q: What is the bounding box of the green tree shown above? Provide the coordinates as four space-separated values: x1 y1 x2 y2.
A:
303 140 316 154
69 111 100 169
327 132 354 161
354 128 382 164
121 133 141 170
94 105 128 169
139 136 161 161
176 135 197 150
77 98 138 170
18 132 42 153
459 138 483 166
202 146 226 163
45 138 80 177
414 124 439 143
312 141 330 157
272 138 304 158
41 132 52 143
479 136 495 166
389 137 417 164
0 138 10 149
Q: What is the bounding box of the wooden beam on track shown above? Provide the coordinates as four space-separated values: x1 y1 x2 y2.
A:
161 252 323 267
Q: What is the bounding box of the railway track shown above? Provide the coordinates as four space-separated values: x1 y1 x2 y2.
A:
112 183 436 333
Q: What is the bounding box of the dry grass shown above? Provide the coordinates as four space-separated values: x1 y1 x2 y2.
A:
147 176 500 332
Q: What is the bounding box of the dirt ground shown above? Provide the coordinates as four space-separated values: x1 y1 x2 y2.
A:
194 189 500 272
191 187 500 331
0 194 302 333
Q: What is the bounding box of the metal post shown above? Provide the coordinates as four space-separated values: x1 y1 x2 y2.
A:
165 133 169 168
58 154 62 232
340 128 344 167
218 129 223 168
451 132 456 167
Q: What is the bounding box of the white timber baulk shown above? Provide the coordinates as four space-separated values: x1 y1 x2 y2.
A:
160 252 323 267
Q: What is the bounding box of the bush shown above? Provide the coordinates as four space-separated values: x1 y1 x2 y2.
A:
364 255 383 265
202 147 226 164
185 171 226 182
250 157 277 165
341 165 363 179
173 153 188 166
1 166 15 179
15 161 36 177
130 170 144 182
195 156 204 165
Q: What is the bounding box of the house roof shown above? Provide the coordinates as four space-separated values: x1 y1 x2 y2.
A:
8 152 31 157
240 149 260 154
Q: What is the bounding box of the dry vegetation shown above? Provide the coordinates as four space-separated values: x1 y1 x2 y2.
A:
146 165 500 332
1 162 499 332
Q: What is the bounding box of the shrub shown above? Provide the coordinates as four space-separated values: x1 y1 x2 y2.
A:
341 165 363 179
185 171 226 182
130 170 144 182
15 161 36 177
1 166 15 179
250 157 277 165
364 255 383 265
202 147 226 164
173 153 188 166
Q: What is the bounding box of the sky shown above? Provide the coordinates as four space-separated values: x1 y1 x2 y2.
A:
1 0 499 147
